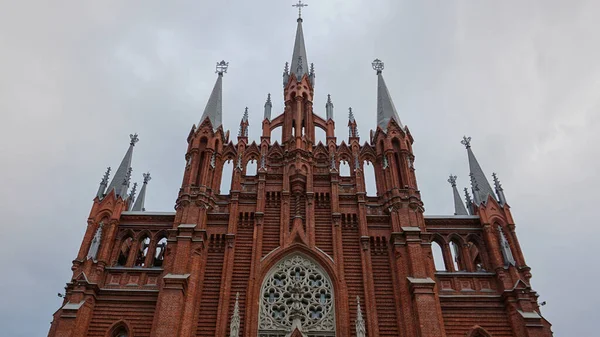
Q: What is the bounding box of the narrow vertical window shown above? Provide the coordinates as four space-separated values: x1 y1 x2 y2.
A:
135 236 150 267
220 159 234 194
450 241 462 271
432 241 446 271
117 237 133 266
246 159 257 176
339 160 351 177
363 160 377 196
153 237 167 267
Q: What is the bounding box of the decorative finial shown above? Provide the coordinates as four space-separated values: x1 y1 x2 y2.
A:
310 62 315 75
284 62 289 74
101 167 111 185
243 107 249 121
215 60 229 75
461 136 472 148
266 93 272 104
143 172 151 184
292 0 308 20
448 175 457 187
129 133 139 146
348 107 355 122
372 58 384 74
327 94 332 104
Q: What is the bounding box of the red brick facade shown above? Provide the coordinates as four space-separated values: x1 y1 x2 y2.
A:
48 21 553 337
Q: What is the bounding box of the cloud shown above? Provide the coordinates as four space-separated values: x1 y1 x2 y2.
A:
0 1 598 335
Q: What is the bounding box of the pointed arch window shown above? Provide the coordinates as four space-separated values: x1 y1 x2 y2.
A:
153 237 167 267
117 236 133 266
220 159 234 194
363 160 377 196
258 254 336 336
246 159 257 176
431 241 446 271
339 160 351 177
450 240 463 271
135 236 150 267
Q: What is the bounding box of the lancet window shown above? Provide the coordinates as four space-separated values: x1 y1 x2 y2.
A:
258 254 335 336
153 237 167 267
135 236 150 267
117 236 133 266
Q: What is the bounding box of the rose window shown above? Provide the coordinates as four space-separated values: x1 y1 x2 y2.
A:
258 254 335 336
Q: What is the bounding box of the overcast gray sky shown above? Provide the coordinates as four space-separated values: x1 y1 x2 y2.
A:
1 1 598 336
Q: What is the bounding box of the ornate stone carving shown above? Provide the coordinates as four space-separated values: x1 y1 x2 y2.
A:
258 254 335 336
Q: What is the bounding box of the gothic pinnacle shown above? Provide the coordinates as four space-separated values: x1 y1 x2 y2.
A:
264 93 272 121
96 167 111 199
492 172 507 205
325 94 334 120
128 182 138 210
448 175 468 215
132 172 151 212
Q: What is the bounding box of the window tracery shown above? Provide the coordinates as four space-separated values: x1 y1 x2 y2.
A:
258 254 335 336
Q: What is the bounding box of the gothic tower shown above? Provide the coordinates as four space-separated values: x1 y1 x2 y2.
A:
48 5 552 337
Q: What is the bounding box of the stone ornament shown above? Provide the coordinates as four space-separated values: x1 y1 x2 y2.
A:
258 254 335 336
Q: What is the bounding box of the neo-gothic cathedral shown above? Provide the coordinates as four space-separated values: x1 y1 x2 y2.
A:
48 9 553 337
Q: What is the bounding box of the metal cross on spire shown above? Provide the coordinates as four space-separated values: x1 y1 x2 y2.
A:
215 60 229 75
292 0 308 19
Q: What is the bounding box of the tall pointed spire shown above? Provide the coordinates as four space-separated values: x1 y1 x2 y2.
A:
462 136 496 204
199 60 228 130
325 94 334 120
106 134 138 198
264 93 272 121
372 59 403 130
132 172 151 211
290 2 309 82
448 175 468 215
96 167 111 199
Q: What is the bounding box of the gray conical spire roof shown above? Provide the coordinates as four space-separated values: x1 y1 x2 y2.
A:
448 175 468 215
372 59 403 130
132 172 151 211
106 134 138 197
290 18 309 81
462 136 496 204
199 60 228 130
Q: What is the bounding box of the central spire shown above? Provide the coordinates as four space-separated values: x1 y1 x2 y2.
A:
290 2 309 81
372 59 403 130
199 60 228 130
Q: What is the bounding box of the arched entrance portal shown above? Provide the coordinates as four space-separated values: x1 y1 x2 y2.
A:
258 253 336 337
